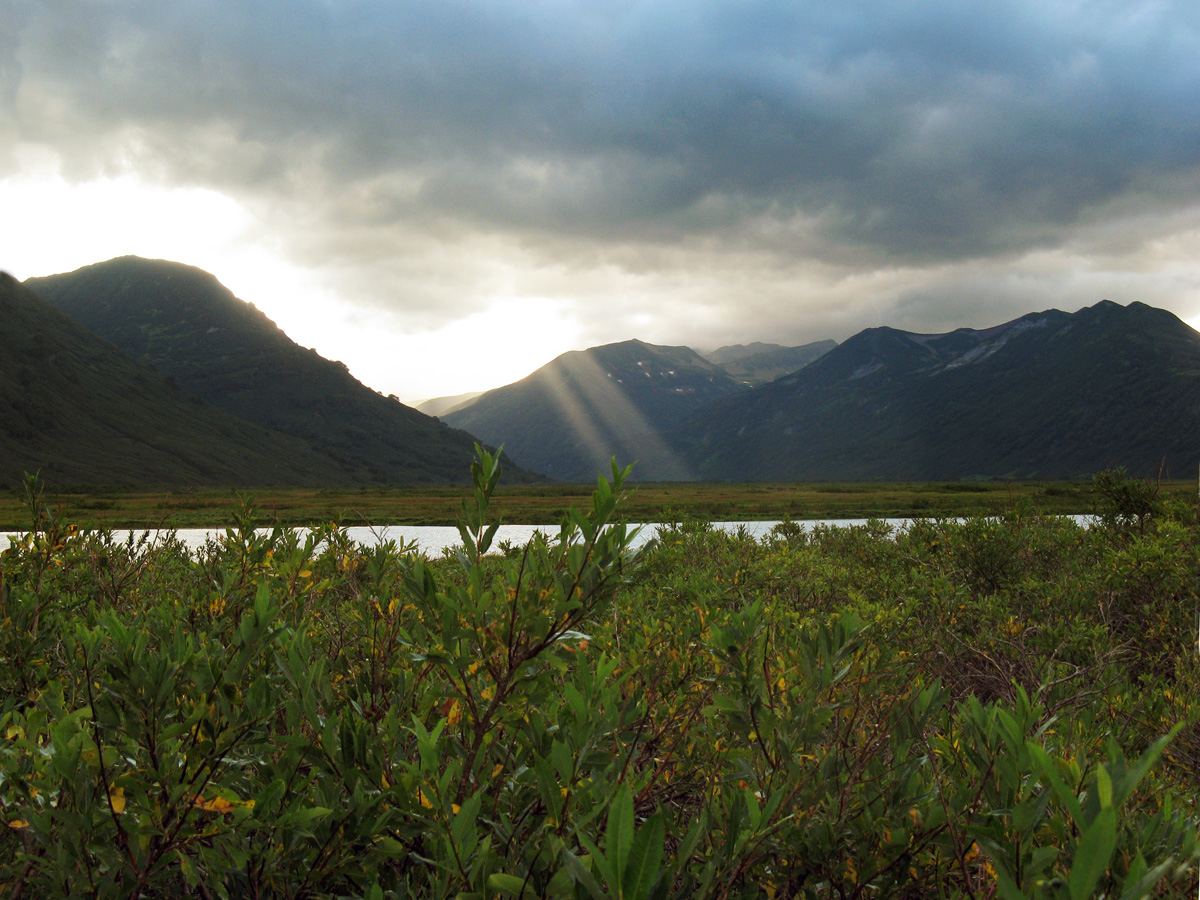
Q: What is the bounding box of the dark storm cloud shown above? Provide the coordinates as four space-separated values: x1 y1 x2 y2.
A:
7 0 1200 328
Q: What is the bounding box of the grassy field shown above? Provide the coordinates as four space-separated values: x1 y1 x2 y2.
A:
1 477 1197 530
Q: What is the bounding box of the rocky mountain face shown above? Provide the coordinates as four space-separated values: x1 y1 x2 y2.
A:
28 257 539 484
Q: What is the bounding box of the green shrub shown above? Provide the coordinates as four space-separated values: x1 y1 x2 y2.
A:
0 457 1196 898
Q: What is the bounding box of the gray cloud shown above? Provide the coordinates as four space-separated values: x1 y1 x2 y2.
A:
7 0 1200 342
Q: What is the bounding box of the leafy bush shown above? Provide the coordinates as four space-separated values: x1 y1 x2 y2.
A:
0 455 1197 898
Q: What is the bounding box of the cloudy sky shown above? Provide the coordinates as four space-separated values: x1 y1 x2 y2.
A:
4 1 1200 402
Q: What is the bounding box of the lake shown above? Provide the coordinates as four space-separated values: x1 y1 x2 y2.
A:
0 516 1095 556
0 519 911 555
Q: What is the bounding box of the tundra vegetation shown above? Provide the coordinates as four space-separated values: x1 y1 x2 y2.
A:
1 478 1192 531
0 455 1197 899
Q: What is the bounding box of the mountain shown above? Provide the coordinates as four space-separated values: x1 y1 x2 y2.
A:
674 300 1200 481
27 257 538 484
443 340 747 481
703 340 837 386
0 271 359 488
703 342 788 366
416 390 484 417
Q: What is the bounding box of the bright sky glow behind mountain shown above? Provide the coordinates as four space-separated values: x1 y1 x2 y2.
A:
4 1 1200 403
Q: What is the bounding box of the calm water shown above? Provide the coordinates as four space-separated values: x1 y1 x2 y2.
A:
0 518 934 556
0 516 1098 555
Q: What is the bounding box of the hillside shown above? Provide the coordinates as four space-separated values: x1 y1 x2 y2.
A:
0 272 357 488
702 340 837 386
416 390 484 417
28 257 537 484
675 300 1200 480
443 340 747 481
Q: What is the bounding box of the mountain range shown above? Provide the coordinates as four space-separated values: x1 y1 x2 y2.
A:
445 300 1200 482
8 254 1198 487
675 300 1200 481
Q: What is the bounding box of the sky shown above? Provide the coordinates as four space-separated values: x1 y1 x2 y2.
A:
3 1 1200 403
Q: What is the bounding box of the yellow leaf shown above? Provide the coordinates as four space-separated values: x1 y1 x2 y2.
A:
7 819 29 829
194 795 235 813
193 794 253 814
109 786 126 814
5 725 23 740
419 788 434 809
451 803 461 814
299 570 312 578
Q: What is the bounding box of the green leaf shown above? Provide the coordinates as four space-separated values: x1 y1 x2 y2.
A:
562 849 608 900
373 836 407 859
623 811 665 900
1027 743 1084 828
1069 807 1117 900
994 868 1030 900
480 521 500 556
1028 846 1060 878
1118 851 1148 900
487 873 529 896
1095 766 1113 809
1113 726 1182 808
607 786 635 890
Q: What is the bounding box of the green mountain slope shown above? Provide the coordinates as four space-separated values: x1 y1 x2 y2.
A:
675 300 1200 481
443 340 747 481
0 272 356 488
28 257 537 484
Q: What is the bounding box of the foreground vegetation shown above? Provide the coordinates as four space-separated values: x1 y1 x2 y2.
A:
2 478 1196 530
0 457 1197 898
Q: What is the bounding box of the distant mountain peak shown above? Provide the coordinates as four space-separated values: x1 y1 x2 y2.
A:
444 339 747 481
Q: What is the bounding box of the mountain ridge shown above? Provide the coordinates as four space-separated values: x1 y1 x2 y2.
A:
443 339 747 481
701 340 837 385
27 256 539 484
673 299 1200 481
0 271 360 487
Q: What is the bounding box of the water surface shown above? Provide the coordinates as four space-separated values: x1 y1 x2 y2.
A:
0 516 1092 556
0 519 904 555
